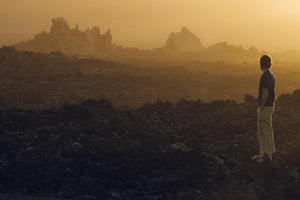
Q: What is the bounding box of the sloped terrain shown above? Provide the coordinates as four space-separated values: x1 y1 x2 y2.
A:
0 92 300 200
1 47 300 111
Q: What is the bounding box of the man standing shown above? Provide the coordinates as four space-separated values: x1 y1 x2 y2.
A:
252 55 276 163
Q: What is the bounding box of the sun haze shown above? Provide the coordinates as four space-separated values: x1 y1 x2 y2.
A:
1 0 300 51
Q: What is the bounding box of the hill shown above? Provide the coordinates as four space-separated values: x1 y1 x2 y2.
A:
1 47 300 110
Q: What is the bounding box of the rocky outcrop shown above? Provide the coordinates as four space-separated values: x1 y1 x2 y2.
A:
50 17 71 35
13 17 112 56
163 27 259 60
11 20 260 61
165 27 204 52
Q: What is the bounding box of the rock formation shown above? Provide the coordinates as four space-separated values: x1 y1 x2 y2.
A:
165 27 204 52
163 27 260 61
13 17 112 56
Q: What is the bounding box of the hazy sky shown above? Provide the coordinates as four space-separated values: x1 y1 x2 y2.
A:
1 0 300 51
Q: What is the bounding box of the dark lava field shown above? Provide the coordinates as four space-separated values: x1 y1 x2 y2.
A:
0 91 300 200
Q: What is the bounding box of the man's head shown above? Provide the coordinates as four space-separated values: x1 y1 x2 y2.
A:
260 55 272 70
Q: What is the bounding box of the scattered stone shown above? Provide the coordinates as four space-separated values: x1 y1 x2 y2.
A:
170 142 191 152
224 158 238 169
0 96 298 200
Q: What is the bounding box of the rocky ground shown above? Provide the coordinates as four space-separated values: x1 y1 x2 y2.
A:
0 92 300 200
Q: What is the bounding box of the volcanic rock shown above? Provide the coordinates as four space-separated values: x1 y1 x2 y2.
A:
284 181 300 200
170 142 191 152
0 96 300 199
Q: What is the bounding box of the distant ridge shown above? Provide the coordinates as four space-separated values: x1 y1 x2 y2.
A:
11 17 261 61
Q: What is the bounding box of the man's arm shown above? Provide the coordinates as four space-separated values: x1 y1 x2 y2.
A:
260 88 269 109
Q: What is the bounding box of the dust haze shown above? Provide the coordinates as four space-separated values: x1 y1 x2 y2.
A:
2 0 300 51
2 1 300 200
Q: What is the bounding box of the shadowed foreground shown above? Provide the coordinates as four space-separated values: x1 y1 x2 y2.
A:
0 193 65 200
0 92 300 200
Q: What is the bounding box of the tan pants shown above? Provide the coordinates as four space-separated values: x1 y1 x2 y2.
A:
257 105 275 155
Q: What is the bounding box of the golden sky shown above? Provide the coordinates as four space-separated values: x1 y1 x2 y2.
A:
1 0 300 51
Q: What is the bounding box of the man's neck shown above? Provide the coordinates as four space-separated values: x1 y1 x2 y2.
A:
262 68 269 73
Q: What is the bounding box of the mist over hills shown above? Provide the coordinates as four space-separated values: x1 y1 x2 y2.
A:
12 17 261 63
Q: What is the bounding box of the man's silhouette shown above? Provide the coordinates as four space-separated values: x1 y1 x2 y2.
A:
252 55 276 163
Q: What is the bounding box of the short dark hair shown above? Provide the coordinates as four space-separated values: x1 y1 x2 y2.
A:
260 55 272 69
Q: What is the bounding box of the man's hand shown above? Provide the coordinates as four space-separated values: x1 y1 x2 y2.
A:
260 89 269 109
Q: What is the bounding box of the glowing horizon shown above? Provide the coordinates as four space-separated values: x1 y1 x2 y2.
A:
1 0 300 52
